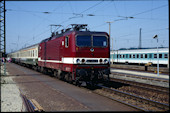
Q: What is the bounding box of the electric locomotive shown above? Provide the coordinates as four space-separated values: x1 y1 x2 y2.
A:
38 24 110 86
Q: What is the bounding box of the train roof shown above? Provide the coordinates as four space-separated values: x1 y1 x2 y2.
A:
111 47 169 54
118 47 169 50
8 43 39 54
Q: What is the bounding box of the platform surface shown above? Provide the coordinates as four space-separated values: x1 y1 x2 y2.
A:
111 69 169 80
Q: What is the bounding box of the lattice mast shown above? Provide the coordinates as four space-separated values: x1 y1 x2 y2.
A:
0 0 6 57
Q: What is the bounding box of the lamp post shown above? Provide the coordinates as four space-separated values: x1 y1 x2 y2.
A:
106 17 134 51
106 21 114 51
153 35 159 76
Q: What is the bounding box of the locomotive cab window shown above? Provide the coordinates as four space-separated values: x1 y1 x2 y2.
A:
76 35 108 47
93 36 107 47
65 36 69 48
76 35 91 47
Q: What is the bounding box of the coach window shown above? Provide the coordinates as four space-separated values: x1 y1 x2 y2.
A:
33 50 34 57
164 54 168 58
36 50 37 57
159 54 162 58
154 54 157 58
145 54 147 58
141 54 143 58
137 54 139 58
126 54 128 58
149 54 152 58
164 54 167 58
129 54 132 58
115 54 117 59
122 55 124 58
65 36 69 48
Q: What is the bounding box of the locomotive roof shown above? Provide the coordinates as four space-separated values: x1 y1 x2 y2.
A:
40 30 109 43
41 24 109 43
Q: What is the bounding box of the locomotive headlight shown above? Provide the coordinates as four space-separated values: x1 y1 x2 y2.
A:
104 59 108 63
76 59 81 64
99 59 103 63
81 59 85 63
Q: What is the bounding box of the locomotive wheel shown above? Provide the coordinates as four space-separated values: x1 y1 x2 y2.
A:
86 81 96 88
65 73 72 83
74 78 82 87
40 67 44 73
76 81 82 87
58 72 65 80
53 70 57 77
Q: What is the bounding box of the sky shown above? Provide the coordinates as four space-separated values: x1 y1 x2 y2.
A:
6 0 169 53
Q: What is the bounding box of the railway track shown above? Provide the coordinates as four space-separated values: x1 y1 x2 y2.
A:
19 89 44 112
93 84 169 111
108 72 169 105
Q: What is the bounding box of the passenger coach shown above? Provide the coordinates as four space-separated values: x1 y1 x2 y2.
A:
110 47 169 66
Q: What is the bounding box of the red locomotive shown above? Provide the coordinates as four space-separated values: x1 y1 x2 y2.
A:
9 24 110 86
38 24 110 86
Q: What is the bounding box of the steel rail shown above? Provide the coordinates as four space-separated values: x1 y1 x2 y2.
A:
19 89 44 112
21 94 34 112
97 84 169 111
19 89 34 112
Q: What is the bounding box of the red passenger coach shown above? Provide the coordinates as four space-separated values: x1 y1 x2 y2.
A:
38 24 110 86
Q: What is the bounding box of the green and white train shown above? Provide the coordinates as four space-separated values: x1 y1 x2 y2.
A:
110 47 169 66
8 44 39 68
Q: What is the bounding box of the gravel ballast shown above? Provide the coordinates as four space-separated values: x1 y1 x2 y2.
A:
1 65 26 112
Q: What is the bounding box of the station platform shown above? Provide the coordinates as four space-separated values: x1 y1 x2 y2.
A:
110 68 169 88
111 69 169 80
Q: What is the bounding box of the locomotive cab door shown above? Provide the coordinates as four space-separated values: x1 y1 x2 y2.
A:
59 39 65 70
